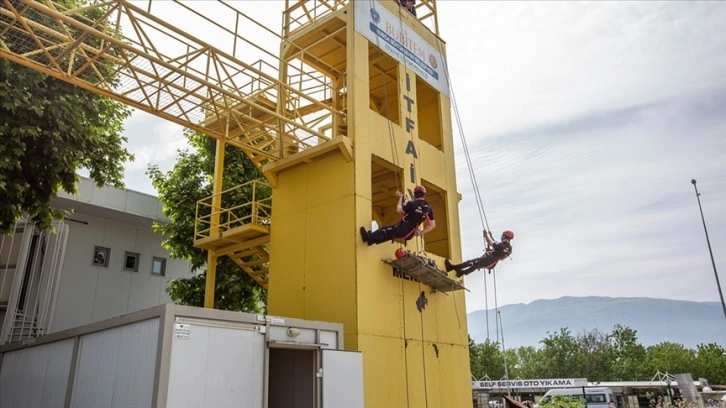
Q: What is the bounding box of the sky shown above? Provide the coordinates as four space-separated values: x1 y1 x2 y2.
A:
112 1 726 314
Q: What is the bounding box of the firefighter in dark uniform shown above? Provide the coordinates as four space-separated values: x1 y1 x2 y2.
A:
360 185 435 246
398 0 417 17
445 230 514 277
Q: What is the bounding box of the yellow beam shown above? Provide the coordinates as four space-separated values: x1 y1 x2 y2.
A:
203 252 218 309
204 138 226 308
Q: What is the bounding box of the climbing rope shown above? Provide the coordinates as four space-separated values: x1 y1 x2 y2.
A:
368 1 414 406
435 37 490 233
482 272 490 340
434 36 502 342
392 7 432 406
493 269 501 344
367 2 433 406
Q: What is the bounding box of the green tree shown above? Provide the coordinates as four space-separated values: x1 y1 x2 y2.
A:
469 335 482 379
510 346 543 379
693 343 726 384
540 395 585 408
0 1 133 233
539 328 581 377
644 342 696 375
470 338 505 380
576 328 612 381
147 131 267 312
472 325 723 383
609 324 647 380
502 347 521 378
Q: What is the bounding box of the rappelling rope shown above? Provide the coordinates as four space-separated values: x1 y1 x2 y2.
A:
367 2 434 406
433 38 490 232
368 1 413 406
492 269 501 344
482 272 490 340
433 35 500 341
388 6 433 408
390 7 431 407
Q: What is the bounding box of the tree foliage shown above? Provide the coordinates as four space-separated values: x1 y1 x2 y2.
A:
539 395 585 408
693 343 726 388
165 258 265 312
510 345 542 379
0 0 133 233
539 328 581 377
147 130 268 313
469 325 725 384
644 342 696 376
470 338 506 380
576 328 612 381
609 324 648 380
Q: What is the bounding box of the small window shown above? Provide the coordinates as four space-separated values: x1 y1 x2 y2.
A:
124 252 140 272
92 246 110 267
587 395 607 403
151 257 166 277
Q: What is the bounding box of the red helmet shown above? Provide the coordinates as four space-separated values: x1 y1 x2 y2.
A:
502 230 514 240
395 248 409 259
413 185 426 197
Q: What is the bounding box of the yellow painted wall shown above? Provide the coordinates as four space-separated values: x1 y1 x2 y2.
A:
268 2 471 406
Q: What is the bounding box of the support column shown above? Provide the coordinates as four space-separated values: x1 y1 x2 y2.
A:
204 137 226 308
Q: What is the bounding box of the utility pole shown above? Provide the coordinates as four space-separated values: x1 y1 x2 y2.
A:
498 311 511 397
691 179 726 319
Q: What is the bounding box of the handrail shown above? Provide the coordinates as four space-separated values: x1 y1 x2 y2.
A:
194 179 272 241
0 0 345 169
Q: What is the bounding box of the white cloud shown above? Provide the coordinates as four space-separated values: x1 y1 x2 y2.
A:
121 110 186 195
440 2 726 137
113 1 726 311
456 91 726 311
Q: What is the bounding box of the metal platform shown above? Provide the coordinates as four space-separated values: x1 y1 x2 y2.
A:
384 254 468 293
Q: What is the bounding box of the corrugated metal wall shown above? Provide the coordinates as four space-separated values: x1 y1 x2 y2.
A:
1 305 350 408
70 318 159 408
0 338 75 408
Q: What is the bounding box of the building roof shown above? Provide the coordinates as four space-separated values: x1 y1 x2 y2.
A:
51 176 168 227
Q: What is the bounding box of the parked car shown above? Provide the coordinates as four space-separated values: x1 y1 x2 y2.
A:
489 398 504 408
534 387 616 408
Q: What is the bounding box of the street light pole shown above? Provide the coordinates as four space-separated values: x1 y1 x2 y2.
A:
691 179 726 320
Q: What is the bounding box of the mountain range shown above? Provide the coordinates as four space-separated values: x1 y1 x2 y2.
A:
467 296 726 349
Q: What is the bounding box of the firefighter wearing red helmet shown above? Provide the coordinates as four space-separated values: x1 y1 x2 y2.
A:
445 229 514 277
359 185 435 246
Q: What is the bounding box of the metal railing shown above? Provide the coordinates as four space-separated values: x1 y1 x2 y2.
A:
282 0 441 37
283 0 348 37
194 179 272 242
0 219 68 345
0 0 345 167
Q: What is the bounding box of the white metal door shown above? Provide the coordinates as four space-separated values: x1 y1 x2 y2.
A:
321 349 363 408
166 319 265 408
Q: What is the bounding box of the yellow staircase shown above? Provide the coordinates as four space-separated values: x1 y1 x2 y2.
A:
194 179 272 288
0 0 355 286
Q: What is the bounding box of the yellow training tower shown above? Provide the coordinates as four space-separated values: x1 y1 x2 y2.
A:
267 1 470 406
0 0 471 405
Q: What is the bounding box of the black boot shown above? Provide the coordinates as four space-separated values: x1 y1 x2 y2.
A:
359 227 369 244
444 259 453 272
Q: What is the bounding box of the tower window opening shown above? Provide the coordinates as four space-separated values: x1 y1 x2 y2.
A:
416 76 443 150
368 44 400 124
